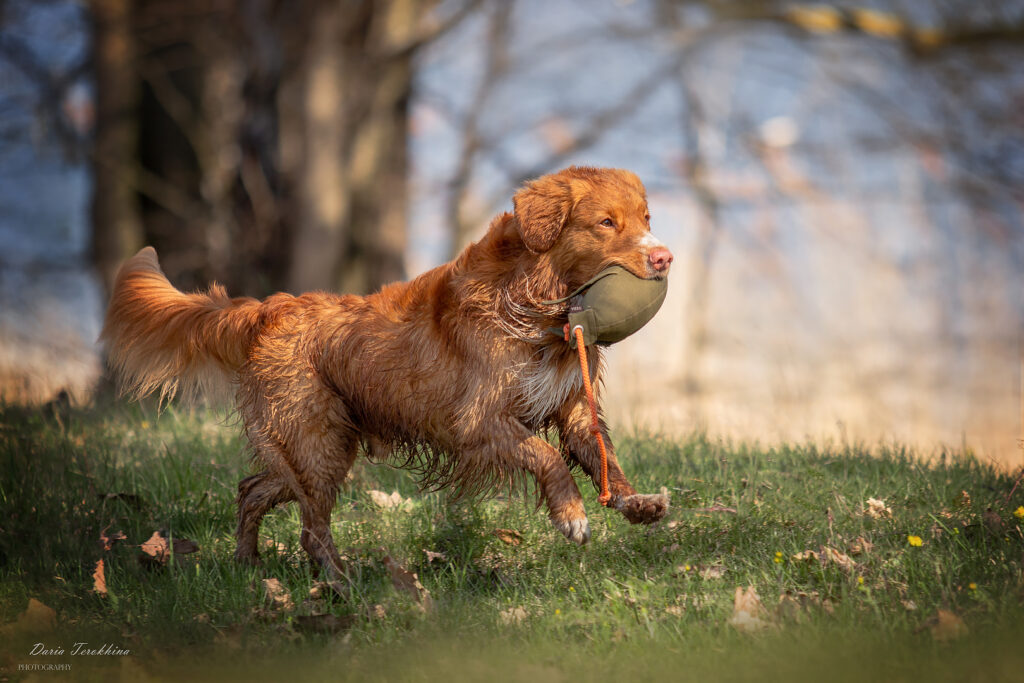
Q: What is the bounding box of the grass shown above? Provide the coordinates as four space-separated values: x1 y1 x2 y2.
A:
1 400 1023 682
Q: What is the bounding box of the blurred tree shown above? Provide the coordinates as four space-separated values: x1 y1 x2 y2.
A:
87 0 479 296
90 0 144 292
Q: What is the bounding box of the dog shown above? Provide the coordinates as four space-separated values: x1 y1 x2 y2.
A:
102 166 673 576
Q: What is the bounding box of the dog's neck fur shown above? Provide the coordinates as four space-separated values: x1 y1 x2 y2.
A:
451 213 575 345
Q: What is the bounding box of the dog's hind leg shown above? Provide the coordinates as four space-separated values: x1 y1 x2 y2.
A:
235 470 295 564
557 401 669 524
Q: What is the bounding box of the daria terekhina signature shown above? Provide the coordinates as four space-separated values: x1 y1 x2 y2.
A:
30 642 132 656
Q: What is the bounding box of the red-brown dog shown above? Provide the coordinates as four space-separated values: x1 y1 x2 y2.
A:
102 166 673 576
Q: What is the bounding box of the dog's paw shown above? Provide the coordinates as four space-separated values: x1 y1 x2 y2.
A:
614 493 670 525
552 515 591 545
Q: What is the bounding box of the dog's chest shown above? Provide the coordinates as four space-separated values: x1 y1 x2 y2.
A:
512 349 584 428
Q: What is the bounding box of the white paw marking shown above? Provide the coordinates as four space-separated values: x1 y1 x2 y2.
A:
553 516 591 545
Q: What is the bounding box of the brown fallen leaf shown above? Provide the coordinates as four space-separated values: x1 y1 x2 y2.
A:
499 606 528 625
367 490 410 510
140 531 169 562
849 536 873 556
664 605 685 617
92 559 107 597
308 581 347 601
139 531 199 567
423 550 447 563
791 550 820 562
383 555 432 611
493 529 522 546
728 586 771 633
293 614 354 634
822 546 856 572
262 578 295 611
922 609 968 642
699 564 726 580
954 490 971 508
864 498 892 519
99 528 127 551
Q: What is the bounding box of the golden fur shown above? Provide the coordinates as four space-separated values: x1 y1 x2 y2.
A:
102 166 672 575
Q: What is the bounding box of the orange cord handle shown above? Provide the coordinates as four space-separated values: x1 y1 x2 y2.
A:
565 324 611 506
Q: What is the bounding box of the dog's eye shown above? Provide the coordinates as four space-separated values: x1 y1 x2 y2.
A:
644 214 651 224
600 218 615 228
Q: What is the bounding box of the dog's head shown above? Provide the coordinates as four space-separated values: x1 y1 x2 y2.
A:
512 166 673 289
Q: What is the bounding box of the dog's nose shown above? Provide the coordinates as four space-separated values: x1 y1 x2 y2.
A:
649 247 673 273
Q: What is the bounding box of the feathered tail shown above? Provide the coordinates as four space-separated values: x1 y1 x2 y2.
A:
100 247 263 402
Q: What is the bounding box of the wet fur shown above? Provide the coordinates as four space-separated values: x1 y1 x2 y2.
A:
102 166 670 575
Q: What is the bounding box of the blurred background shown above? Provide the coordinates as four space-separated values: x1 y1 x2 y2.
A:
0 0 1021 466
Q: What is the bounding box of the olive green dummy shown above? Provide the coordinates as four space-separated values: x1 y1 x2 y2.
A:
544 266 667 348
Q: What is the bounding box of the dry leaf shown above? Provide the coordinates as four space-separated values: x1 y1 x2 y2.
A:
423 550 447 563
849 536 873 556
368 604 387 620
383 556 433 610
728 586 770 633
139 531 199 567
954 490 971 508
367 490 409 510
92 559 107 597
864 498 892 519
700 565 726 580
823 546 856 572
140 531 169 562
925 610 968 642
493 529 522 546
792 550 820 562
308 581 346 601
499 606 528 625
664 605 685 617
262 538 288 556
99 529 127 551
262 578 295 611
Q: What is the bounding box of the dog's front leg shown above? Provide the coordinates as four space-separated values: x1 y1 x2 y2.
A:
556 401 669 525
485 420 591 544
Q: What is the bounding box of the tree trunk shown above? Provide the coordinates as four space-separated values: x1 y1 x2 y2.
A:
285 0 416 295
89 0 143 294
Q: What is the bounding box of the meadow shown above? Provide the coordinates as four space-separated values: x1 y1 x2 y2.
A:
1 401 1022 682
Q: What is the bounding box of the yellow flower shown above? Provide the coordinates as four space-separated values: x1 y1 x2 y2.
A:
555 608 561 616
684 564 692 572
1014 506 1024 520
773 551 783 564
907 535 923 547
568 586 575 592
857 576 865 585
968 582 977 591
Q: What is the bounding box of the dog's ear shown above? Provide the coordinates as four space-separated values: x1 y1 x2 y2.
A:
512 175 574 253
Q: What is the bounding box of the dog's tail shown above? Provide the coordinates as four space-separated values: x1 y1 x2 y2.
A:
101 247 263 402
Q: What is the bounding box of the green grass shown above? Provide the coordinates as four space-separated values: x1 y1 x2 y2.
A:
1 401 1023 682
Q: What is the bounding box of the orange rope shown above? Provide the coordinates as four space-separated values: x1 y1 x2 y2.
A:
566 324 611 506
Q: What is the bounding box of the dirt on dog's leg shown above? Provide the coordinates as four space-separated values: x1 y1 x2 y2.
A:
557 401 669 525
235 470 294 563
